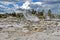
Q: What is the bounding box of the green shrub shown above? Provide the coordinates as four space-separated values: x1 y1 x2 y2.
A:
2 14 8 18
16 13 23 19
11 12 16 17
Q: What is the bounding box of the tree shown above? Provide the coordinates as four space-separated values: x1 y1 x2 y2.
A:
42 9 45 16
31 9 36 15
12 12 16 17
42 9 44 13
48 9 52 18
0 14 2 18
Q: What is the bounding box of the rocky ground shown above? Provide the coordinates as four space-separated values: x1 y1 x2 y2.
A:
0 17 60 40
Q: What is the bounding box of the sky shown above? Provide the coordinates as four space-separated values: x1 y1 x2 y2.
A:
0 0 60 14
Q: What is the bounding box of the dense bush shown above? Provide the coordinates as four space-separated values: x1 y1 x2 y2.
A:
11 12 16 17
0 14 8 18
16 13 23 18
31 9 36 15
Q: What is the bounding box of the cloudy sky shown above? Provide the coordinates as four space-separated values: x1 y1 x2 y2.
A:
0 0 60 14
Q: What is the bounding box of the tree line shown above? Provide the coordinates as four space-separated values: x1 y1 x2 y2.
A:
0 12 23 18
31 9 55 19
0 9 56 19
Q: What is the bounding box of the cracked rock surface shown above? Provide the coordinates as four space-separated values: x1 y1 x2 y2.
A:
0 17 60 40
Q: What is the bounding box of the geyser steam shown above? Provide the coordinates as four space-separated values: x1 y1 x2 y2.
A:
23 10 39 22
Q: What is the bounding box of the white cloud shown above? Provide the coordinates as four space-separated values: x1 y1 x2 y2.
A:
0 0 60 14
0 0 32 2
0 5 9 9
20 1 42 9
0 4 14 13
0 1 20 11
20 1 31 9
31 2 42 5
0 1 14 5
41 2 60 14
41 0 60 2
13 4 20 11
0 5 6 8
